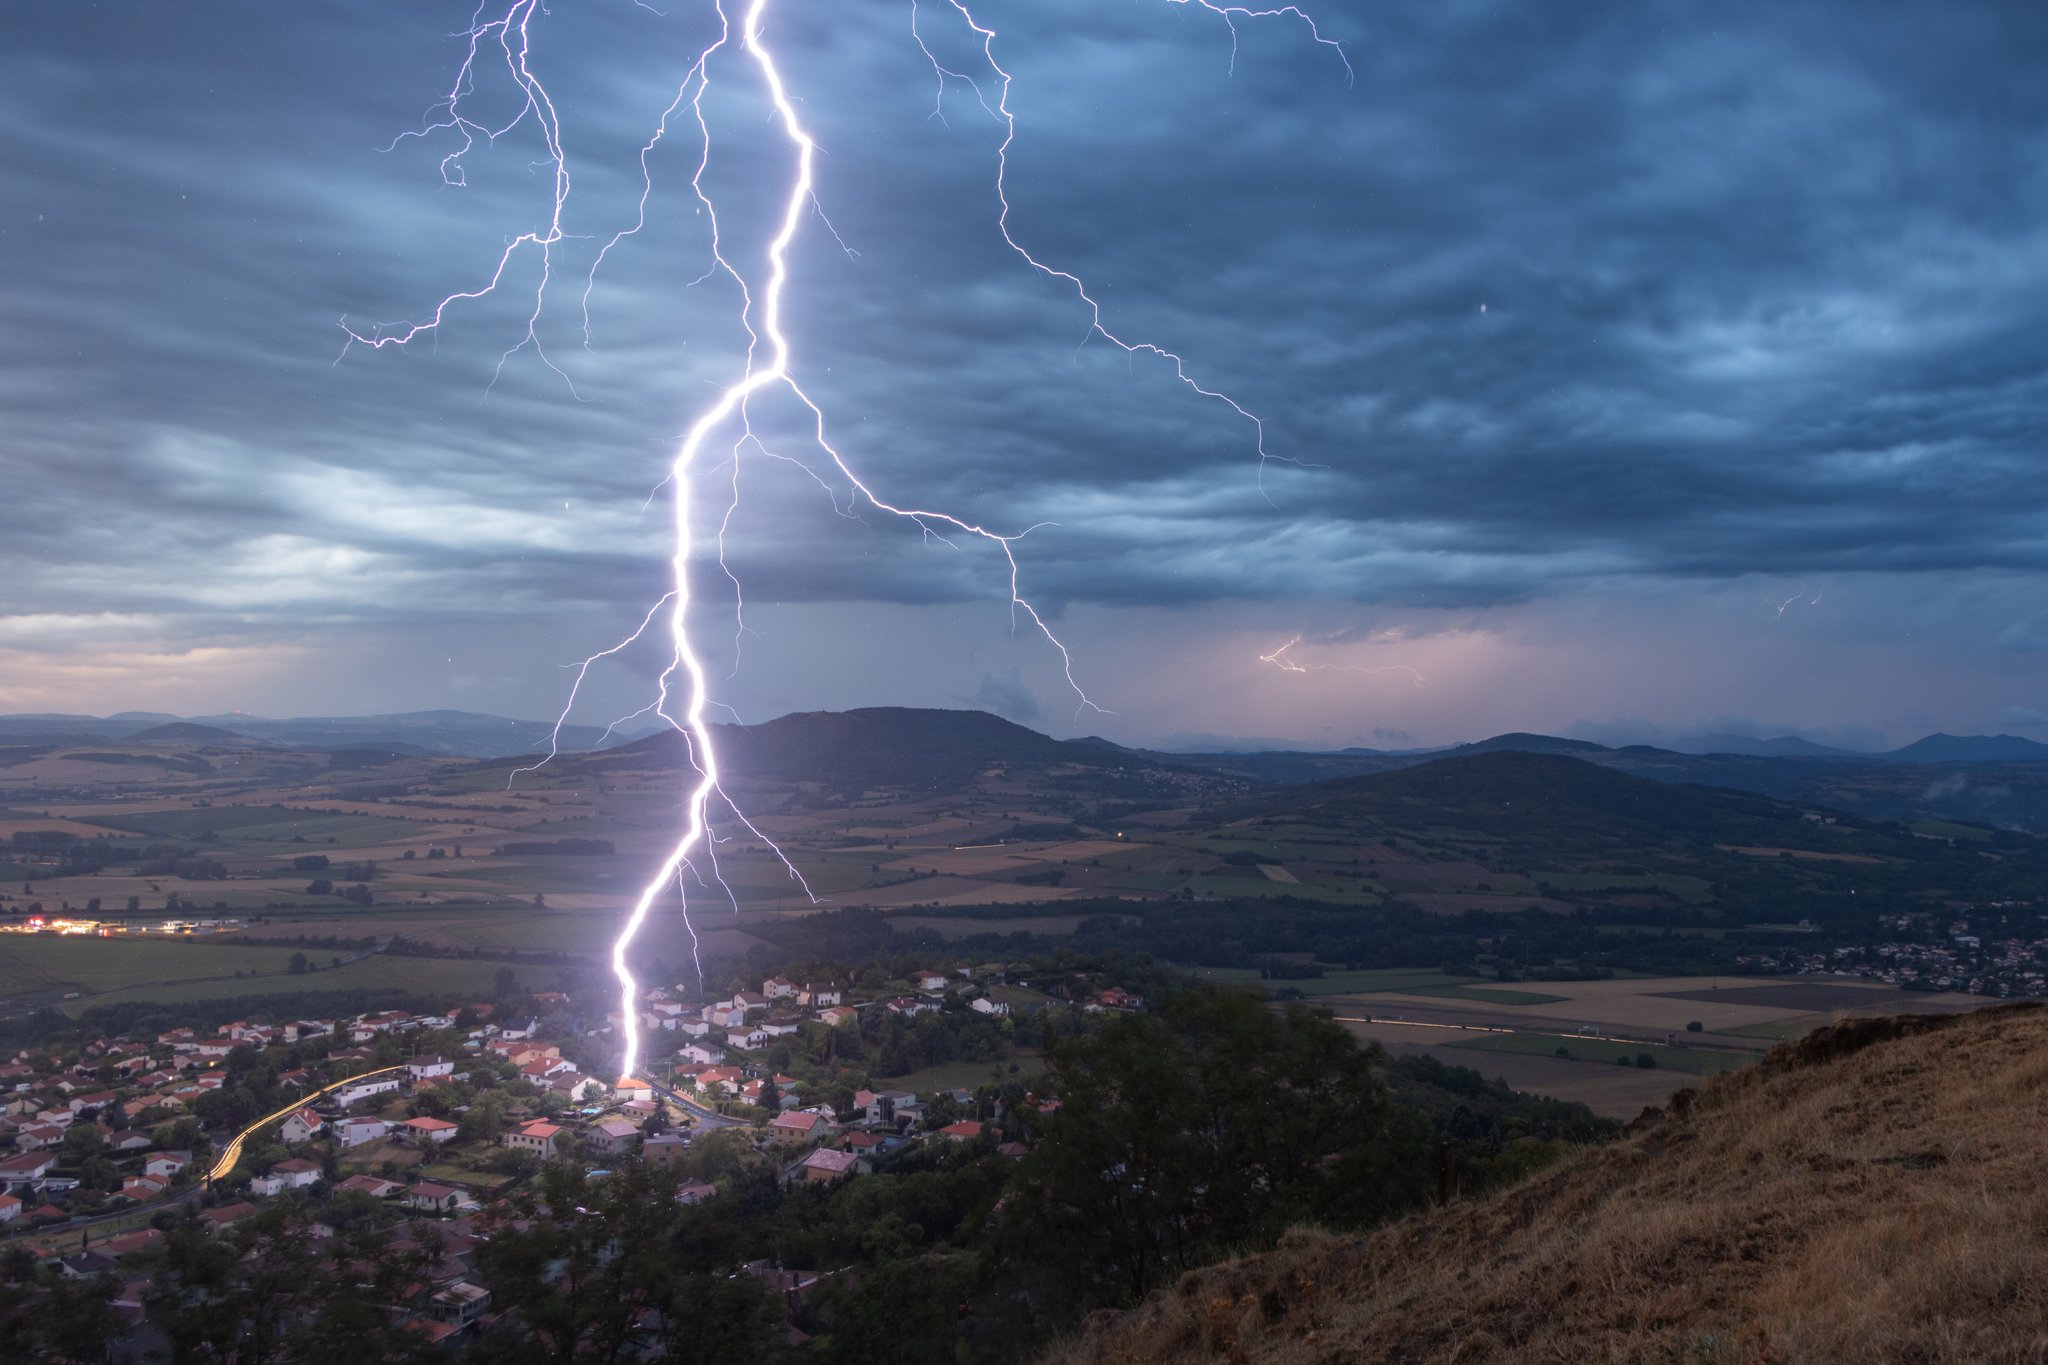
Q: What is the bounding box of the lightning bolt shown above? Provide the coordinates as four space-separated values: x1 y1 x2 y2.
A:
349 0 1346 1084
1260 634 1426 687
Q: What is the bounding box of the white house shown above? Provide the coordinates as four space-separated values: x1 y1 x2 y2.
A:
399 1117 459 1145
251 1158 322 1196
969 997 1011 1017
917 973 950 994
404 1056 456 1081
280 1109 324 1144
334 1077 401 1107
334 1118 390 1149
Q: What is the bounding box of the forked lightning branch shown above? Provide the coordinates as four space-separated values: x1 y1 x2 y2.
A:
346 0 1343 1082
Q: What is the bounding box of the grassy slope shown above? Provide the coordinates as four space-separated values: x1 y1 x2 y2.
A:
1047 1002 2048 1365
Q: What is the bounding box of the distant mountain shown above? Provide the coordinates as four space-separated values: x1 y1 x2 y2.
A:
1672 733 1866 758
1881 733 2048 763
1450 732 1610 757
0 709 647 758
129 722 270 748
595 706 1146 791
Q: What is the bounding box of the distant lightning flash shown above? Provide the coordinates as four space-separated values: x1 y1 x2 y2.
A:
1261 635 1427 687
352 0 1344 1083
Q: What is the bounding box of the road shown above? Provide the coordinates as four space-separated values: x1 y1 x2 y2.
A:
207 1064 405 1184
649 1077 745 1129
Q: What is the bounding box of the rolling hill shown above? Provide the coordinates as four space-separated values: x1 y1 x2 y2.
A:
1048 1002 2048 1364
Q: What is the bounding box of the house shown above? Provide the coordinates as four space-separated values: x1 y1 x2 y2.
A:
787 1147 862 1186
144 1151 191 1180
251 1157 323 1197
768 1110 830 1144
798 983 843 1008
762 976 797 999
336 1174 403 1198
615 1077 653 1103
725 1028 767 1052
816 1006 858 1028
118 1174 168 1202
1094 988 1142 1010
0 1151 56 1193
503 1121 561 1158
643 1134 690 1166
759 1019 802 1038
430 1281 491 1329
60 1251 120 1279
400 1116 460 1145
862 1091 920 1127
732 990 769 1016
917 973 950 994
281 1109 324 1144
405 1055 456 1081
695 1067 745 1097
0 1193 20 1224
886 997 932 1018
937 1120 985 1143
590 1118 639 1157
333 1076 402 1107
969 997 1010 1017
12 1123 65 1151
201 1201 260 1231
106 1128 153 1153
680 1042 726 1066
334 1117 390 1149
676 1180 718 1204
545 1072 601 1104
405 1182 462 1214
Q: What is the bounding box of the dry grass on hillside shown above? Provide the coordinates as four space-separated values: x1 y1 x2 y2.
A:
1047 1004 2048 1365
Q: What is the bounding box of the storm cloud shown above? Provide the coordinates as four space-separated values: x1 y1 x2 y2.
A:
2 1 2042 744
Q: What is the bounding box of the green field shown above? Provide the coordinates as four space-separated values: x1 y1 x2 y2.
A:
1536 872 1715 904
98 807 429 847
0 936 313 996
56 953 517 1015
1385 983 1571 1006
1445 1031 1753 1076
1909 820 1994 844
1173 966 1482 998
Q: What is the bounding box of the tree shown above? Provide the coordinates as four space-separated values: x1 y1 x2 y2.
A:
1010 987 1431 1305
288 952 310 976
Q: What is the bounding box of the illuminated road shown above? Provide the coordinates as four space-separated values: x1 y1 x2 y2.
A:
207 1065 404 1185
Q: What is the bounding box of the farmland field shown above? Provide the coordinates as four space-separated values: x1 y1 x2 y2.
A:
1444 1030 1752 1077
55 953 517 1015
0 936 313 996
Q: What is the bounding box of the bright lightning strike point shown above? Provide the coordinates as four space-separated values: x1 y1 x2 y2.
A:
354 0 1347 1086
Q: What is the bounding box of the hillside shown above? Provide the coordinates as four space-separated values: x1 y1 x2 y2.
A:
1048 1002 2048 1365
591 705 1144 792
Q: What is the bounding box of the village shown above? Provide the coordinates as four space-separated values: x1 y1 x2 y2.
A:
0 959 1150 1354
1733 904 2048 998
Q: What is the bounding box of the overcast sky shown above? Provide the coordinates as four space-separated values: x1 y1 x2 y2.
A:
4 0 2045 750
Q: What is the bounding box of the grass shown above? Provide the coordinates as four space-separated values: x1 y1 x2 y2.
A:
55 953 517 1015
1445 1032 1753 1076
0 936 313 994
1909 820 1994 843
1385 983 1572 1006
1045 1005 2048 1365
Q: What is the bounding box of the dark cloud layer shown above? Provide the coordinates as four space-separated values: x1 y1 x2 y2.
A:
2 1 2042 742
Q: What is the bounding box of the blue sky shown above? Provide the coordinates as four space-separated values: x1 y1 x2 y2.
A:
3 0 2045 749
